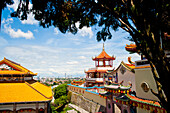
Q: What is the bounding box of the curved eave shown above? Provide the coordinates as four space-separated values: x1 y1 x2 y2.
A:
92 57 115 61
126 94 161 108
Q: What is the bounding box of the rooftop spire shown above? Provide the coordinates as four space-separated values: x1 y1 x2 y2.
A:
103 43 105 51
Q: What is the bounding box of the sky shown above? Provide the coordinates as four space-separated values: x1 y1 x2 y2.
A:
0 0 140 77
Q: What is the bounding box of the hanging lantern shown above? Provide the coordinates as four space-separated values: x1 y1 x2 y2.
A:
118 90 120 93
133 102 136 106
150 106 153 111
130 101 132 104
115 90 117 93
146 105 150 110
141 104 143 109
123 91 126 93
121 91 123 93
127 90 129 93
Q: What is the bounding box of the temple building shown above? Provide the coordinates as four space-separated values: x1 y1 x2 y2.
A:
85 44 116 87
0 58 52 113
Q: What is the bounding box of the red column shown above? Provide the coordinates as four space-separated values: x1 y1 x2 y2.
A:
44 103 47 113
103 59 105 67
36 103 39 113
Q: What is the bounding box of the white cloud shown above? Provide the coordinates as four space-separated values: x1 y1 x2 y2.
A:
8 0 38 25
0 37 8 46
7 0 20 11
54 28 59 35
46 38 55 45
21 13 39 25
34 29 38 32
66 61 79 65
76 22 93 39
4 25 34 39
79 56 86 59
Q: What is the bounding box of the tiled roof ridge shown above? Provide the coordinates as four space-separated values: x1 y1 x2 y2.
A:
25 82 52 99
5 58 34 73
4 57 20 66
1 58 37 75
125 94 161 107
33 81 52 88
2 58 23 71
121 61 135 73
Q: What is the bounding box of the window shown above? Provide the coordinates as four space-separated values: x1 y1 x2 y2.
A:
120 66 126 75
108 103 111 109
141 82 150 92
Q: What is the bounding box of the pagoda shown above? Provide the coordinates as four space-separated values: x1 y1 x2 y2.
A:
0 58 52 113
85 44 116 87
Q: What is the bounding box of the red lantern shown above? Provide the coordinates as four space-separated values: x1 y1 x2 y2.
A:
40 108 43 111
121 91 123 93
130 101 132 104
146 105 150 110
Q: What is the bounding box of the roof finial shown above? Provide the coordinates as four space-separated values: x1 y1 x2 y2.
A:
103 43 105 51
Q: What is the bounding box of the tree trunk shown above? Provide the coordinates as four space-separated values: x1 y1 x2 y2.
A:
132 33 170 112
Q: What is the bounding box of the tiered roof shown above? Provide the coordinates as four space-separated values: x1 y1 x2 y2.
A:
0 57 37 76
93 44 115 60
0 82 52 103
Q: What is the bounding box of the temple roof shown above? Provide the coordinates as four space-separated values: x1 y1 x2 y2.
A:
0 82 52 103
85 69 107 73
93 44 115 60
0 57 37 76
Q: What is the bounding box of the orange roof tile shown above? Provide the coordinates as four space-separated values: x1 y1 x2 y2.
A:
30 82 53 99
0 70 28 75
0 82 52 103
0 58 37 76
134 66 151 69
93 44 115 60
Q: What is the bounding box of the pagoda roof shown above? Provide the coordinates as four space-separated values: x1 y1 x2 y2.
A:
93 44 115 60
125 44 137 52
0 81 52 104
0 57 37 76
85 69 107 73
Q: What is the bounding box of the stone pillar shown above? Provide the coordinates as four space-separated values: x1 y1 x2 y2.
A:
44 102 47 113
13 103 16 113
36 103 39 113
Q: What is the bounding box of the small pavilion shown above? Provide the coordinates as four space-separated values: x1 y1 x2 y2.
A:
85 44 116 87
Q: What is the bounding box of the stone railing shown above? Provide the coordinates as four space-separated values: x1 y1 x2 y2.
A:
86 78 103 81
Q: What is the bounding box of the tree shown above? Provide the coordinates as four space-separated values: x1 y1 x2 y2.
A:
54 84 67 99
1 0 170 111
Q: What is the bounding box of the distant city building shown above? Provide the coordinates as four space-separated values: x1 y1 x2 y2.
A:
0 58 52 113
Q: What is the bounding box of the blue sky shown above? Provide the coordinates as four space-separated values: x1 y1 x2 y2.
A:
0 0 140 77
